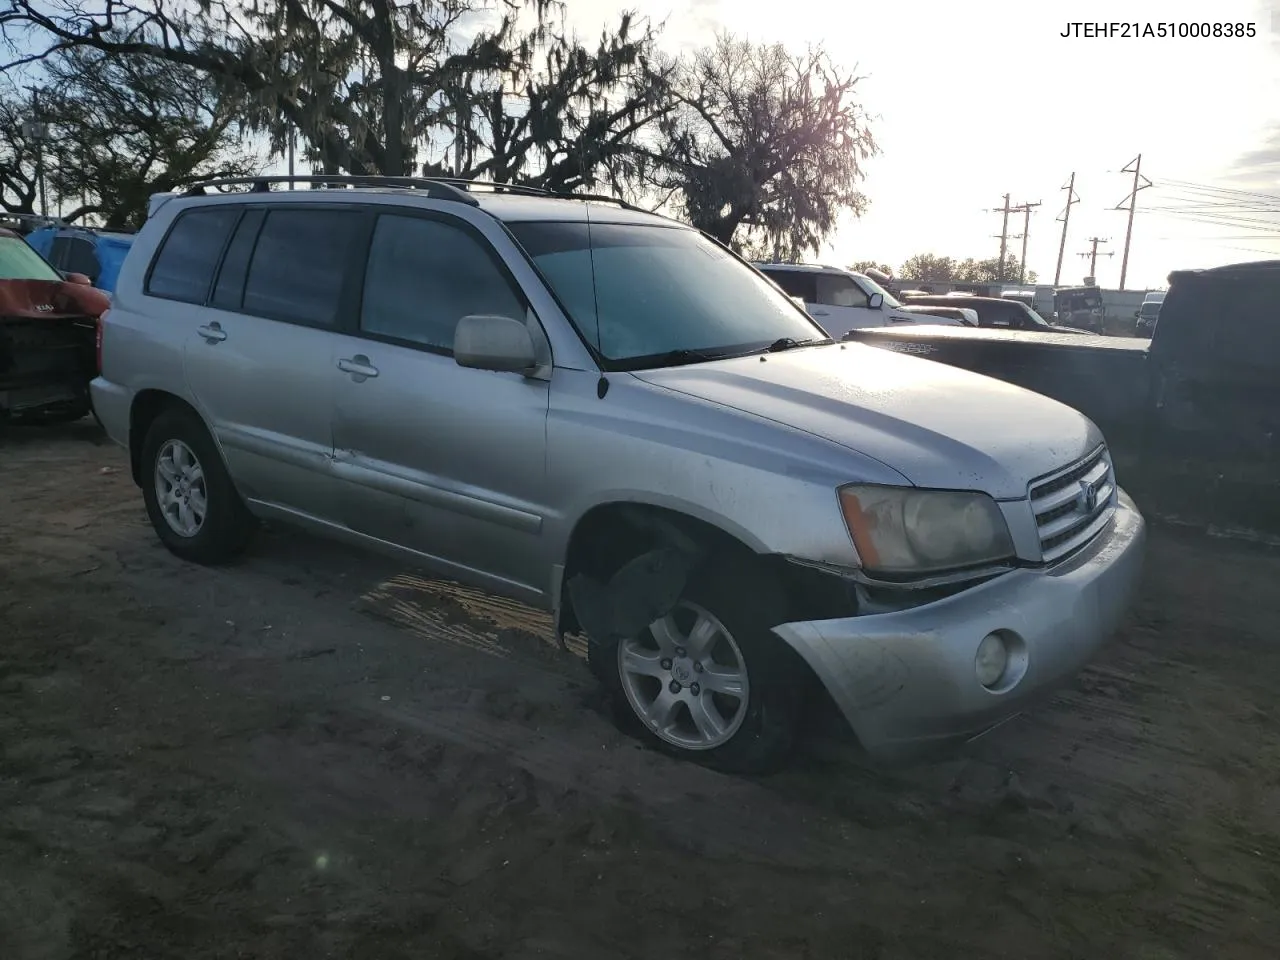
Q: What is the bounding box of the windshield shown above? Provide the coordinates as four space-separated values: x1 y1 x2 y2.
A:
852 272 902 309
507 221 827 368
1139 302 1161 318
0 236 61 281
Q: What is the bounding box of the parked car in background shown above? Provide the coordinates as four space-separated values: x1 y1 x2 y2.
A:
1134 291 1164 338
901 293 1085 334
92 175 1144 774
755 263 963 338
846 259 1280 536
24 225 135 296
896 304 979 326
0 227 107 423
1053 286 1106 332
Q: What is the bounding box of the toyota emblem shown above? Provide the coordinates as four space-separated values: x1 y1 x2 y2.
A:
1079 479 1099 512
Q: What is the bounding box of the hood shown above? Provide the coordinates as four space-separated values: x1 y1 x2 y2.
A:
631 343 1102 500
0 279 110 320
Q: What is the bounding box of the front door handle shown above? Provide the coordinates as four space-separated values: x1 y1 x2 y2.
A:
337 355 379 381
811 309 829 316
197 322 227 343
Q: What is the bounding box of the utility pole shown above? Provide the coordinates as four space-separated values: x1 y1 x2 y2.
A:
24 86 48 217
1077 237 1113 282
1011 200 1041 284
1112 154 1152 291
993 193 1011 281
1054 173 1080 287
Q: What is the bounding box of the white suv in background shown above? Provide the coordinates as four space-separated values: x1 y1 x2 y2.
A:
754 263 963 339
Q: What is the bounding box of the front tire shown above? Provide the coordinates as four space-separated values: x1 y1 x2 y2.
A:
140 407 256 564
589 553 803 775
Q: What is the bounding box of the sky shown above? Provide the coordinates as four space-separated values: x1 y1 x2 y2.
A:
551 0 1280 290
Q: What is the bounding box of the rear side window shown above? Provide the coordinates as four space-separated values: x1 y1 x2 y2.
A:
762 270 817 302
360 214 526 352
49 235 72 270
1209 276 1278 369
242 208 364 327
211 209 266 310
65 237 100 281
146 208 240 303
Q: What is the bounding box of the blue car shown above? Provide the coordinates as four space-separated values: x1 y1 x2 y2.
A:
24 225 135 295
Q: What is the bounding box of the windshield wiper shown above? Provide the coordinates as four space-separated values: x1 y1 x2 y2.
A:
761 336 833 353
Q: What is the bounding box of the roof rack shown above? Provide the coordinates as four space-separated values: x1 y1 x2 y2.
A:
180 175 482 206
178 174 650 214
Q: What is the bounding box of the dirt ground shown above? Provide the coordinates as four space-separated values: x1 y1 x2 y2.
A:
2 420 1279 960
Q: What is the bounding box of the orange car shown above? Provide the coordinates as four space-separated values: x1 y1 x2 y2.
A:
0 227 108 423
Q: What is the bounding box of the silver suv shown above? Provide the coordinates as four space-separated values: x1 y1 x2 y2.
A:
92 176 1146 774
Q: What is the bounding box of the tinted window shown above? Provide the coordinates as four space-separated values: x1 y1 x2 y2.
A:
360 214 526 351
147 208 240 303
49 235 72 270
65 237 100 280
211 209 265 310
816 274 870 308
1211 277 1279 369
761 269 817 302
242 208 364 327
509 222 823 366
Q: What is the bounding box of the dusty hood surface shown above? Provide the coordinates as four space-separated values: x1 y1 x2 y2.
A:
0 279 110 320
631 342 1102 500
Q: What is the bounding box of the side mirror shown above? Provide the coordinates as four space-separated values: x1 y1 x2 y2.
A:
454 314 537 373
868 292 884 310
64 272 92 286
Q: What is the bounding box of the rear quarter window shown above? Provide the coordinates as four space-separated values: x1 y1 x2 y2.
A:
146 207 241 304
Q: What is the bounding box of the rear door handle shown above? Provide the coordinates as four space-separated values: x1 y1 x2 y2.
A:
337 355 379 381
197 322 227 343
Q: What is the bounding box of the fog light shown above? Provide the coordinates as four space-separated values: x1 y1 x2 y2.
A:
975 632 1008 689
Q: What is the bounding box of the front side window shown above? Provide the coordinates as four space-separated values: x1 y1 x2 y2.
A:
242 208 364 327
0 236 62 281
146 207 240 303
360 214 526 352
815 274 870 308
853 273 903 309
509 221 825 368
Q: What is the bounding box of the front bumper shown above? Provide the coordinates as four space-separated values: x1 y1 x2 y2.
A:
773 490 1146 763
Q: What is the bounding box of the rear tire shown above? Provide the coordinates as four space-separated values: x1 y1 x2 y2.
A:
140 407 256 564
589 552 803 775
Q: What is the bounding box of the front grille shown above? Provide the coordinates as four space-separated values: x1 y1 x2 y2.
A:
1029 444 1117 564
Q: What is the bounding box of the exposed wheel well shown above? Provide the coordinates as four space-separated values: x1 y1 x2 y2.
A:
128 390 203 487
560 501 859 629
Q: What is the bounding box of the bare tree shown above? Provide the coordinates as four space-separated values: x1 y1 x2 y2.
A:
642 33 878 259
37 44 259 227
1 0 673 191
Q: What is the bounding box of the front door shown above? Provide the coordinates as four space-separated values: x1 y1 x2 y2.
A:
807 273 882 337
329 210 553 600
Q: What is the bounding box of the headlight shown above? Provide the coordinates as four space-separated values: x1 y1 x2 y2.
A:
838 485 1015 577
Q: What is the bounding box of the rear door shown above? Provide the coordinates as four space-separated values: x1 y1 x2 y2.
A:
181 203 368 521
328 208 552 595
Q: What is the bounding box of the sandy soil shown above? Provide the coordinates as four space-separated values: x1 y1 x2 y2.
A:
2 420 1279 960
